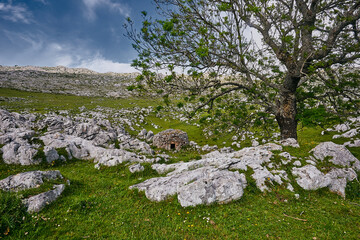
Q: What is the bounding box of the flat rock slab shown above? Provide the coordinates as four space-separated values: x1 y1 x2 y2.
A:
130 167 247 207
23 184 65 213
0 170 63 192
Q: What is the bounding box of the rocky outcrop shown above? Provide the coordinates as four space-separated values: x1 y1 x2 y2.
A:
310 142 360 171
0 170 63 192
0 109 154 168
0 170 67 213
0 65 139 98
292 165 357 198
130 166 247 207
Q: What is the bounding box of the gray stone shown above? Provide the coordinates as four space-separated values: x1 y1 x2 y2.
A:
177 170 247 207
44 146 60 163
310 142 360 171
333 128 358 139
129 163 145 173
23 184 65 213
0 170 63 192
130 167 247 207
334 123 350 132
292 165 357 198
344 140 360 148
279 138 300 148
201 144 218 152
292 165 331 190
251 139 259 147
326 168 357 198
2 141 40 165
145 130 154 142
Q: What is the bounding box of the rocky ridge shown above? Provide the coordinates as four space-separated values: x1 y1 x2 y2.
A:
0 65 139 98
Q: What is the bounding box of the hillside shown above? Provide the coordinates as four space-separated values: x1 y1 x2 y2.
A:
0 65 139 98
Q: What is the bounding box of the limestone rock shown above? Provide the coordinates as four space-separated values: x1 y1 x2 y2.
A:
178 170 247 207
292 165 357 198
130 167 247 207
326 168 357 197
334 123 350 132
2 141 40 165
279 138 300 148
251 139 259 147
129 163 145 173
23 184 65 213
310 142 360 171
292 165 331 190
0 170 63 192
153 129 189 151
344 140 360 148
44 146 60 163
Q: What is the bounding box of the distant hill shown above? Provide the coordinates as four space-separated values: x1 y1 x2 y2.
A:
0 65 139 98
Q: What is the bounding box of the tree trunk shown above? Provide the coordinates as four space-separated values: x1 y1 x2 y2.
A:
275 90 298 140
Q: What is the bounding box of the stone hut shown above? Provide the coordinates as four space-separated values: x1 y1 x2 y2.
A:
153 129 189 151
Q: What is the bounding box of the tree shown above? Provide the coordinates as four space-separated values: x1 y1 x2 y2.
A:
126 0 360 140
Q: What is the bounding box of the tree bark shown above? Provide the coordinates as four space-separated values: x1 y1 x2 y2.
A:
275 90 298 140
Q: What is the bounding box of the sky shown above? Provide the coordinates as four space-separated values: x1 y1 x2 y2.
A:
0 0 158 73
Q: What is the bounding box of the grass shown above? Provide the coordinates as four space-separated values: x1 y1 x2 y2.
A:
0 88 360 239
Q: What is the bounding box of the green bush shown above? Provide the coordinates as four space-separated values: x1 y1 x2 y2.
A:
345 177 360 200
0 192 28 237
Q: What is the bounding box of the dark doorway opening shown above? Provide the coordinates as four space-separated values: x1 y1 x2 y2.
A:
170 144 176 150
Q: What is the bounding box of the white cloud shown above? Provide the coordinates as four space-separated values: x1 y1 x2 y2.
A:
82 0 130 20
0 1 32 24
76 54 137 73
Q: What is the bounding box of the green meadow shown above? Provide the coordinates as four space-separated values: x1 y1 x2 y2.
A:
0 88 359 239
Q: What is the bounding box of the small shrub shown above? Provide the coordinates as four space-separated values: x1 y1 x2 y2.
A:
0 192 28 237
345 177 360 200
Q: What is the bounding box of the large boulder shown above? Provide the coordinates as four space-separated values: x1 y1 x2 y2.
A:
178 170 247 207
292 165 357 198
2 141 40 165
130 167 247 207
153 129 189 151
0 170 63 192
310 142 360 171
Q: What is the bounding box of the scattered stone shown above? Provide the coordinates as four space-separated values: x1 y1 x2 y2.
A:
333 129 358 139
251 139 259 147
293 161 302 167
201 144 218 152
344 140 360 148
129 163 145 173
334 123 350 132
178 170 247 207
279 138 300 148
22 184 65 213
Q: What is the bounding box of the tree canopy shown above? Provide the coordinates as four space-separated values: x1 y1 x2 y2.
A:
126 0 360 139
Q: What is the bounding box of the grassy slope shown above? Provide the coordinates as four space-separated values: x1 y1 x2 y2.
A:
0 88 359 239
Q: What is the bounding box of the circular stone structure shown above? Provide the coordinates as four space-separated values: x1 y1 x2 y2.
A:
153 129 189 151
